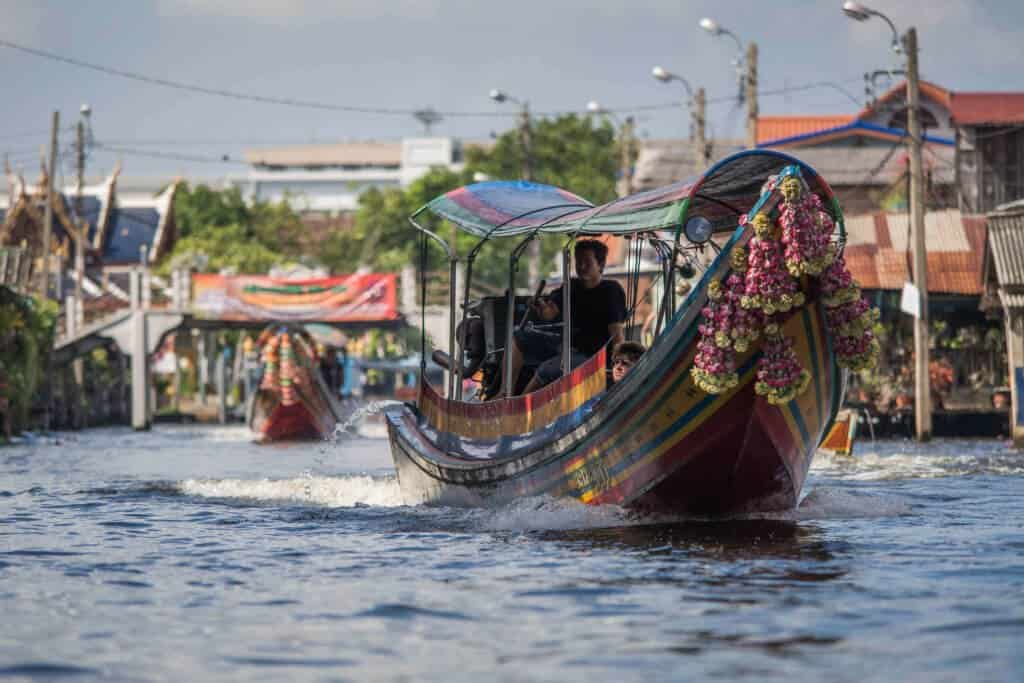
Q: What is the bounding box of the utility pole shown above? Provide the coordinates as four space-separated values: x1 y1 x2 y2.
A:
619 116 636 197
74 116 86 331
745 42 759 149
518 102 542 284
40 111 59 298
693 87 708 173
905 27 931 441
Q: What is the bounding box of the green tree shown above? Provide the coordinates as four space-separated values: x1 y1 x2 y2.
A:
162 184 305 274
321 114 620 291
466 113 619 205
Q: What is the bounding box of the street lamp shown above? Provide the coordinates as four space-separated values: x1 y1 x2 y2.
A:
651 66 708 172
842 2 930 441
699 16 745 103
842 1 901 53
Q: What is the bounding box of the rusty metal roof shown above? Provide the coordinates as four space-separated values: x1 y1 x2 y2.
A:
842 209 985 295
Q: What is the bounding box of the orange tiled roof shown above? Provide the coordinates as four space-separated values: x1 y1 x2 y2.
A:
841 210 986 295
756 115 853 144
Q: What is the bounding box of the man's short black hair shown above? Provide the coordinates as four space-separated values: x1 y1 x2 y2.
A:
575 239 609 269
613 341 646 362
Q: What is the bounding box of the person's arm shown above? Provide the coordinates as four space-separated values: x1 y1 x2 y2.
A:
607 322 625 349
608 281 628 349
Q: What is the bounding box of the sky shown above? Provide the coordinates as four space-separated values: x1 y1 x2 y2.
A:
3 0 1023 183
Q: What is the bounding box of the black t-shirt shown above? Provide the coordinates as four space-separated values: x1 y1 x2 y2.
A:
549 278 627 356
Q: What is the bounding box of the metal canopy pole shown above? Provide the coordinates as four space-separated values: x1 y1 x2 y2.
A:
408 214 455 400
560 238 575 378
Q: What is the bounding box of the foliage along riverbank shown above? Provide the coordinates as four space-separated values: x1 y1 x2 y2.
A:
0 287 57 441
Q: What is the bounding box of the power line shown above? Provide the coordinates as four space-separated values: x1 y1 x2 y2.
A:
0 38 512 118
0 37 867 120
92 143 245 165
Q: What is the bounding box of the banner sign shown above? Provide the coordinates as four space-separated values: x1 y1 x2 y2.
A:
192 273 399 322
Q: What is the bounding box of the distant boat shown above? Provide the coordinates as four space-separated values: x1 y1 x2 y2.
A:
247 326 348 442
386 150 876 514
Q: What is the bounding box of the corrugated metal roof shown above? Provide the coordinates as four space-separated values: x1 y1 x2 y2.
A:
244 142 403 168
841 209 985 295
986 212 1024 286
999 291 1024 310
633 139 744 189
756 116 852 144
949 93 1024 125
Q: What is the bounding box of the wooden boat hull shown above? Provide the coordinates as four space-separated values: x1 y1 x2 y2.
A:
386 299 842 515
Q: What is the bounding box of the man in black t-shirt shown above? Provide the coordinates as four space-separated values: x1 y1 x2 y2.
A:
499 239 626 396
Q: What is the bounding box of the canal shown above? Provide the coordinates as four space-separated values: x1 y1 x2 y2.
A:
1 426 1021 681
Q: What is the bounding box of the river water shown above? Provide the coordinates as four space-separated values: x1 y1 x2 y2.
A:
1 423 1022 682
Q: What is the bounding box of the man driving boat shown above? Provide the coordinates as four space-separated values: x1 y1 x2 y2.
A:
499 239 626 396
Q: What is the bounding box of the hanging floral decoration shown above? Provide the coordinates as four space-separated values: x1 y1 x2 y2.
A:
691 168 880 404
820 255 881 371
755 322 811 405
259 330 319 407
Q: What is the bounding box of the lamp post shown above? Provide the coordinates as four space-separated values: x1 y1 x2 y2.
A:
490 88 541 282
652 66 707 173
586 101 636 197
843 1 930 441
700 17 758 149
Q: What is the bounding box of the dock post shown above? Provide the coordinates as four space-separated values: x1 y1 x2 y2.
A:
197 330 208 406
130 268 150 430
216 348 228 425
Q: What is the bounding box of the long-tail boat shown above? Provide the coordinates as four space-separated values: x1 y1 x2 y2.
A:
247 326 347 441
386 150 879 514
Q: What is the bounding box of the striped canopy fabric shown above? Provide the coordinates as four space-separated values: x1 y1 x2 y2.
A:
418 150 836 239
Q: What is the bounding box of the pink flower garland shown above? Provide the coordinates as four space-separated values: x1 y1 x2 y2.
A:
690 169 880 403
820 256 881 371
778 177 835 277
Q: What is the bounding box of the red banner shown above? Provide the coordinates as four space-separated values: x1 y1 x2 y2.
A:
192 273 399 322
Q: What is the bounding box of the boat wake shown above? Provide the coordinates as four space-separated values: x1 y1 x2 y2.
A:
175 476 913 528
178 474 405 508
812 440 1024 480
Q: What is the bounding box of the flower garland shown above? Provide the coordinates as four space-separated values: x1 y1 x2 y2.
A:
755 323 811 405
819 256 881 371
778 176 835 277
690 168 880 405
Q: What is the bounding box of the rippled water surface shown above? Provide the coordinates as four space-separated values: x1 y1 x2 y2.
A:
2 426 1022 682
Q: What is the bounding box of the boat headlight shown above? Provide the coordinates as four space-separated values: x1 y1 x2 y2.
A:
683 215 714 245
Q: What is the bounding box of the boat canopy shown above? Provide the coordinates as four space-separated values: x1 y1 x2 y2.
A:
416 149 837 239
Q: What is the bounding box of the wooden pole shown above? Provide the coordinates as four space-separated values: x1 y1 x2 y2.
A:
906 27 931 441
745 42 759 149
40 111 59 297
520 102 541 285
619 116 635 197
694 87 707 173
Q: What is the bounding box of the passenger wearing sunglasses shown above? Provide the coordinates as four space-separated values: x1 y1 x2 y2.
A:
611 341 646 384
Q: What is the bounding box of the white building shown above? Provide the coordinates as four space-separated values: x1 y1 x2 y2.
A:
231 137 466 214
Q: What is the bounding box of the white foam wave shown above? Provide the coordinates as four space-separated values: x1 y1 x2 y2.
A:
785 486 911 520
812 442 1024 481
178 474 405 508
471 496 637 532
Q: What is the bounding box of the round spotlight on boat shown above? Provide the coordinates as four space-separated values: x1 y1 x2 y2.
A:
683 215 714 244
